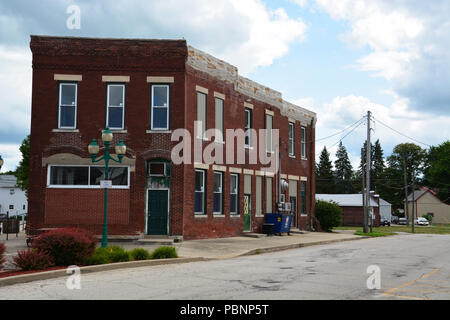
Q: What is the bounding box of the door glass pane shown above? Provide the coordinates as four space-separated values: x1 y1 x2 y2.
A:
153 86 168 107
109 86 124 106
60 105 76 127
61 84 76 105
108 107 123 128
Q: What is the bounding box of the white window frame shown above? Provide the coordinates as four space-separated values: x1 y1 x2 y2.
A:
197 92 207 139
151 84 170 130
106 84 125 130
230 173 239 215
245 108 252 147
58 82 78 129
47 164 130 189
213 171 223 214
195 169 206 215
301 126 307 159
148 162 167 177
289 122 295 157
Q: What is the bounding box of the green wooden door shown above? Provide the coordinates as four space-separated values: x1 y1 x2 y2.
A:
244 194 251 232
147 190 169 235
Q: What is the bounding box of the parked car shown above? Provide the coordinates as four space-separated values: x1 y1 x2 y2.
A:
398 218 407 225
381 219 391 226
415 217 430 226
391 216 399 224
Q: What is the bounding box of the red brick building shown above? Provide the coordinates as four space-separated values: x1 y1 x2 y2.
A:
316 194 381 227
28 36 317 240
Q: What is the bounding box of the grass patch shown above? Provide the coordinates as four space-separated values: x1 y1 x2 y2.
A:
354 231 396 237
334 224 450 235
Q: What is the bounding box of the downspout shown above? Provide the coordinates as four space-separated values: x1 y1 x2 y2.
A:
310 117 315 230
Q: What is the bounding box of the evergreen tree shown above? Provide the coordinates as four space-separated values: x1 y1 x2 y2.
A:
316 147 335 194
372 139 385 193
334 141 354 193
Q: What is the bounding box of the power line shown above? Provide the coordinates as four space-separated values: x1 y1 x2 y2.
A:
314 116 366 143
316 118 366 155
372 117 431 147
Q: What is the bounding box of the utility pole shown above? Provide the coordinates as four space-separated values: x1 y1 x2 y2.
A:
403 156 409 227
365 111 371 233
411 171 415 233
361 148 367 233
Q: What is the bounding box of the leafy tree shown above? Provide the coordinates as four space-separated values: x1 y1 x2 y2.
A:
424 141 450 204
316 147 335 193
14 135 30 197
334 141 354 193
384 143 426 210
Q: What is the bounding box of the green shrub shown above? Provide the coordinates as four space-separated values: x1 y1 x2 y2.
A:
85 246 130 265
32 228 96 266
128 248 151 261
13 249 54 271
151 246 178 259
315 200 343 232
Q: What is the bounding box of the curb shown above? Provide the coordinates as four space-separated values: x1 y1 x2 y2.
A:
240 236 370 257
0 257 210 287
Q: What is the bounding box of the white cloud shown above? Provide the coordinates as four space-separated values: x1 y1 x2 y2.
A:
313 0 450 114
309 94 449 169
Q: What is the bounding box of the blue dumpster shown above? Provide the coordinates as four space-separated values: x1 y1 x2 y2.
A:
265 213 293 235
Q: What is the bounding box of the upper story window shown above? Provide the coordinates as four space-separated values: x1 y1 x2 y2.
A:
151 85 170 130
289 122 295 156
245 108 252 147
301 126 307 159
106 84 125 130
265 114 273 152
215 97 224 142
197 92 207 139
58 83 77 129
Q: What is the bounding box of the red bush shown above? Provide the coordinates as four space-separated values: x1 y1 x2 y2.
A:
32 228 97 266
13 250 54 271
0 243 6 269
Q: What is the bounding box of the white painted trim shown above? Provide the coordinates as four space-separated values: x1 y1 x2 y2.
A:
265 109 274 116
194 162 209 170
288 175 300 181
102 76 130 82
196 85 208 95
147 76 174 83
244 102 253 109
214 91 225 100
243 169 254 175
229 167 242 174
54 74 82 81
212 165 226 172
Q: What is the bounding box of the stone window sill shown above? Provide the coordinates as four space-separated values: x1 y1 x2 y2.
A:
52 129 79 133
194 214 207 218
213 214 225 218
147 130 172 134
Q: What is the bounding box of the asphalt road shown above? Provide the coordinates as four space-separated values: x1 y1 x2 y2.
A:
1 233 449 300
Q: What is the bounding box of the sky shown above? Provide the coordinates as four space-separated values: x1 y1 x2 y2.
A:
0 0 449 172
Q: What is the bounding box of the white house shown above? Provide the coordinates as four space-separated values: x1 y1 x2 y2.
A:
0 175 28 217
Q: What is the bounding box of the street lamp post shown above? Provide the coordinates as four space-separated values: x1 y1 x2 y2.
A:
88 128 127 248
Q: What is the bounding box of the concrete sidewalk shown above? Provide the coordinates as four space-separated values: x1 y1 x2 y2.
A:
172 232 365 259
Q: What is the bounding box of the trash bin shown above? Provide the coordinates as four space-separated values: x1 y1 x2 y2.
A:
265 213 292 235
262 223 275 236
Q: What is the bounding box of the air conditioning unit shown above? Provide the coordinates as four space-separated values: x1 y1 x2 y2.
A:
277 202 292 212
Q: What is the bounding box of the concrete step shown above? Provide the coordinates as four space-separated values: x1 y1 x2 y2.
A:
134 238 175 246
241 233 266 238
290 228 309 234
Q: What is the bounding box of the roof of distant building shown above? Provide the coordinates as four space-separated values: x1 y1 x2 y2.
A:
0 175 17 188
316 194 379 207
